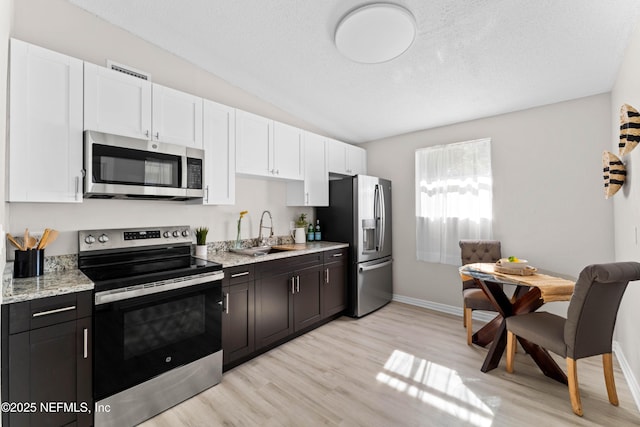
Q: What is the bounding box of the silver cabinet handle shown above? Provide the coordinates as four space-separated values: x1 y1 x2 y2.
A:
291 276 295 294
145 130 150 137
83 328 88 359
224 292 230 314
296 275 300 293
326 268 329 284
33 305 76 318
332 253 343 257
205 185 209 203
155 132 160 139
75 176 80 200
305 193 309 205
359 260 393 272
231 271 249 278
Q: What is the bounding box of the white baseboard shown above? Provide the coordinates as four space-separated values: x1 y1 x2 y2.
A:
613 341 640 412
393 293 640 413
392 293 495 323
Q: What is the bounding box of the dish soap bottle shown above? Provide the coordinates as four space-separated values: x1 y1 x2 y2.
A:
307 223 315 242
314 219 321 241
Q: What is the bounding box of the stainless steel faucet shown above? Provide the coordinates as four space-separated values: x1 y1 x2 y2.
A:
258 210 274 245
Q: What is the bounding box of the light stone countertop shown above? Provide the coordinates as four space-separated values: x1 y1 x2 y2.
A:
2 262 94 305
1 241 348 304
203 241 349 268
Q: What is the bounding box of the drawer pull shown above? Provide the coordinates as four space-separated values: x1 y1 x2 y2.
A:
32 305 76 318
83 328 88 359
332 253 343 257
231 271 250 278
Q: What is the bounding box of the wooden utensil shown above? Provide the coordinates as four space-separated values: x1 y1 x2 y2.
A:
42 229 59 249
24 228 29 251
26 235 38 249
37 228 51 250
7 233 24 251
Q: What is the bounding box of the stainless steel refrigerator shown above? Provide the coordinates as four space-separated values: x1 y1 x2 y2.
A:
317 175 392 317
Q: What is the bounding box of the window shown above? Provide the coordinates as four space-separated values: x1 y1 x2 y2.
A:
415 138 493 265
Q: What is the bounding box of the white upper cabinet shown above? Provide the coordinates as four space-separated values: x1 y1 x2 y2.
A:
84 62 152 140
9 39 84 203
202 100 235 205
84 64 203 148
327 138 367 176
287 132 328 207
235 109 272 176
235 111 304 179
151 84 203 148
272 121 304 180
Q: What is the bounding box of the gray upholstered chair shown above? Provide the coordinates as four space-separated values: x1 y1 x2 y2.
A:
506 262 640 416
459 240 502 345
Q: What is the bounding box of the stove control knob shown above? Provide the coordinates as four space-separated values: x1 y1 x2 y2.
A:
163 231 170 238
98 234 109 244
84 235 96 245
181 230 190 237
172 231 180 238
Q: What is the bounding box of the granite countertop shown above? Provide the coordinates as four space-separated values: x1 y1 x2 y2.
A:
1 241 348 304
2 262 94 305
205 241 349 268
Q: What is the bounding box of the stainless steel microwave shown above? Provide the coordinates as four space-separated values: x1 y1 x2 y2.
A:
84 130 204 200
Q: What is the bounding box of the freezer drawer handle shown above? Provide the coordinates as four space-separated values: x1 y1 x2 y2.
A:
359 260 392 272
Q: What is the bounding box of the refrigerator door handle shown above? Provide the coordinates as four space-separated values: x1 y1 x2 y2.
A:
374 184 381 251
359 259 393 272
378 183 385 253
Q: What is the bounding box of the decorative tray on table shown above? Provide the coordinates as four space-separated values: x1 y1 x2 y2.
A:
495 258 538 276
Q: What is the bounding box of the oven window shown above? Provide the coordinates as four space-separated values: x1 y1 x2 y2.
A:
123 294 205 359
93 144 181 187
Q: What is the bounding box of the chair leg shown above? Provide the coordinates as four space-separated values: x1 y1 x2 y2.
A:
603 353 619 406
465 307 473 345
506 331 516 373
463 302 468 327
566 357 583 416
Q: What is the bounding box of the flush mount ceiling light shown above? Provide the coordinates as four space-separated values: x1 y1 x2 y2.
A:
335 3 416 64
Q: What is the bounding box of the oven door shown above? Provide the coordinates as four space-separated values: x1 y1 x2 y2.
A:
93 280 221 400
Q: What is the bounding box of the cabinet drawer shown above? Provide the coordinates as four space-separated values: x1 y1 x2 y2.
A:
324 248 348 264
9 291 92 334
225 265 255 285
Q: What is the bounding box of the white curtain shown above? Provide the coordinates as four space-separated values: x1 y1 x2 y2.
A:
415 138 493 265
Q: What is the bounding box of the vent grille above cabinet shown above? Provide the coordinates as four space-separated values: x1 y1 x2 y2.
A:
106 60 151 81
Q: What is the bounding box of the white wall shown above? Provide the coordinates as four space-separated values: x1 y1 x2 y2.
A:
5 0 320 256
363 94 614 315
611 16 640 406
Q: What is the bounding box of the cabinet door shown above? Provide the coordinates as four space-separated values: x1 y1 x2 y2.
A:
84 62 152 139
323 250 348 318
293 265 323 331
272 121 304 180
286 132 328 206
222 281 255 366
9 38 83 203
8 319 91 427
327 138 347 175
152 84 203 148
255 269 293 349
346 144 367 175
235 110 272 176
203 100 236 205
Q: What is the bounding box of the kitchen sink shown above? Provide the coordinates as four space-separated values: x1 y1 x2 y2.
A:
229 245 301 256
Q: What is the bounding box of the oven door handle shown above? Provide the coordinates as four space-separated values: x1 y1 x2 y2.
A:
94 271 224 305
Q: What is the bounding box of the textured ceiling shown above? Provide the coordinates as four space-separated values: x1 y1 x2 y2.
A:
68 0 640 143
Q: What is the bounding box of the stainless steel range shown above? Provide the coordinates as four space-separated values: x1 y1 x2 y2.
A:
78 226 224 427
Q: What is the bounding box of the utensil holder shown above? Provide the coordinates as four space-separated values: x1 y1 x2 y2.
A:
14 249 45 278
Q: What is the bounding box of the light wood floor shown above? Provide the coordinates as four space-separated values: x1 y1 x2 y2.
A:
140 302 640 426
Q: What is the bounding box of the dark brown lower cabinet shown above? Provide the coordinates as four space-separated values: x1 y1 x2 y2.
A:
255 253 323 349
222 265 255 368
1 291 92 427
322 248 348 318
